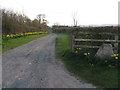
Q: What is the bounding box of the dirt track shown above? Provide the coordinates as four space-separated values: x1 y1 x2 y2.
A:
2 34 96 88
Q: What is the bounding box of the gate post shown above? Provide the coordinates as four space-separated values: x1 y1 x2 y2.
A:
114 34 119 53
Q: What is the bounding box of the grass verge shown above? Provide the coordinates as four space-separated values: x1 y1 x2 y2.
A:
2 33 49 53
56 35 118 88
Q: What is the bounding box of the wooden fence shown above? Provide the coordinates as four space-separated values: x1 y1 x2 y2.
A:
71 31 120 53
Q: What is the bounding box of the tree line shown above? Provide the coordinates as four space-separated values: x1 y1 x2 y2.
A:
1 8 49 35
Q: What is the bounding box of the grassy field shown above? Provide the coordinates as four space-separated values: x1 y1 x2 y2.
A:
2 33 49 53
56 35 118 88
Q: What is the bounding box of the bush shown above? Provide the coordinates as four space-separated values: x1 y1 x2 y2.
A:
74 48 118 67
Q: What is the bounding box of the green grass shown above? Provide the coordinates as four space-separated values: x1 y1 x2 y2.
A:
2 33 49 53
56 35 118 88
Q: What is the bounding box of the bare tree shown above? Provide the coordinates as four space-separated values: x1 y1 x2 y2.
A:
37 14 42 24
72 11 78 26
37 14 46 24
53 22 60 26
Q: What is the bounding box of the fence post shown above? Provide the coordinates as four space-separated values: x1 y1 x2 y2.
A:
114 34 119 53
72 35 75 51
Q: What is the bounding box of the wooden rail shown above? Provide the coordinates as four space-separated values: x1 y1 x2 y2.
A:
74 45 100 48
77 32 118 35
74 39 120 43
72 32 120 53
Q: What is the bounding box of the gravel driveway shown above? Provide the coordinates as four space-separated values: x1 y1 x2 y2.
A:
2 33 96 88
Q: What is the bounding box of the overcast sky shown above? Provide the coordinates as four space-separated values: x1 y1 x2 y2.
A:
0 0 119 26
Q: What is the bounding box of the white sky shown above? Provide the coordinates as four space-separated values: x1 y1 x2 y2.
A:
0 0 119 26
